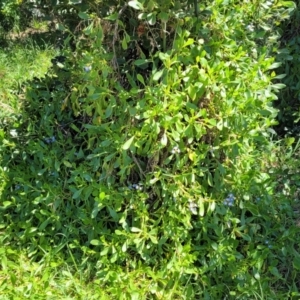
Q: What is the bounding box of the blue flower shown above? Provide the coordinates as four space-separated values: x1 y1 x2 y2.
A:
129 183 143 191
83 65 92 72
265 240 272 248
44 136 56 144
224 193 235 206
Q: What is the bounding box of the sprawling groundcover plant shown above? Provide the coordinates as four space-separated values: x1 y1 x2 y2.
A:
1 0 299 298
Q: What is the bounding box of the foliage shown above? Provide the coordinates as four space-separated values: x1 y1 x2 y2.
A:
0 0 300 299
275 1 300 135
0 0 28 32
0 0 88 34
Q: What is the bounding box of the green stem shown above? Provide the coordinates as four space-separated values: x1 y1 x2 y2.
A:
194 0 198 17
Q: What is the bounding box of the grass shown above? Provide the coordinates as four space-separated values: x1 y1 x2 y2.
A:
0 247 195 299
0 250 104 299
0 39 57 118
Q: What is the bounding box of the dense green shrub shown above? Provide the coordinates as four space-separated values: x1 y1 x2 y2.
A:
0 0 84 33
275 2 300 135
0 0 23 31
1 0 300 298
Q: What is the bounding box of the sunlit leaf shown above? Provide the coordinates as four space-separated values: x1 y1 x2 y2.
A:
122 136 135 150
128 0 144 10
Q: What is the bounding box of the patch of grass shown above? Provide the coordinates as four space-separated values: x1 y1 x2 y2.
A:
0 39 57 117
0 246 201 299
0 248 104 299
30 19 49 32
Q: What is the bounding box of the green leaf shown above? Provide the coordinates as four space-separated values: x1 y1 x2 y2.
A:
199 201 205 216
128 0 144 10
90 240 101 246
56 23 66 31
183 38 194 47
206 118 217 127
267 62 282 70
100 247 109 256
121 37 127 50
158 52 169 61
269 267 282 278
2 201 12 208
63 160 72 168
240 233 251 241
161 133 168 146
91 206 99 219
293 256 300 270
208 201 216 213
122 242 127 252
104 13 118 20
99 191 106 200
153 69 164 81
280 1 296 8
137 74 145 85
108 207 118 220
146 13 156 25
70 123 81 133
131 227 142 232
72 188 84 199
122 136 135 150
158 11 169 22
207 172 213 187
285 137 295 146
78 12 90 20
134 59 149 66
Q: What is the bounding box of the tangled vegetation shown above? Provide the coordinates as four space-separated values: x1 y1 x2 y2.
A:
0 0 300 298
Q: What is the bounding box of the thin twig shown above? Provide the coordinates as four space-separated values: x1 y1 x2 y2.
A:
131 152 146 178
